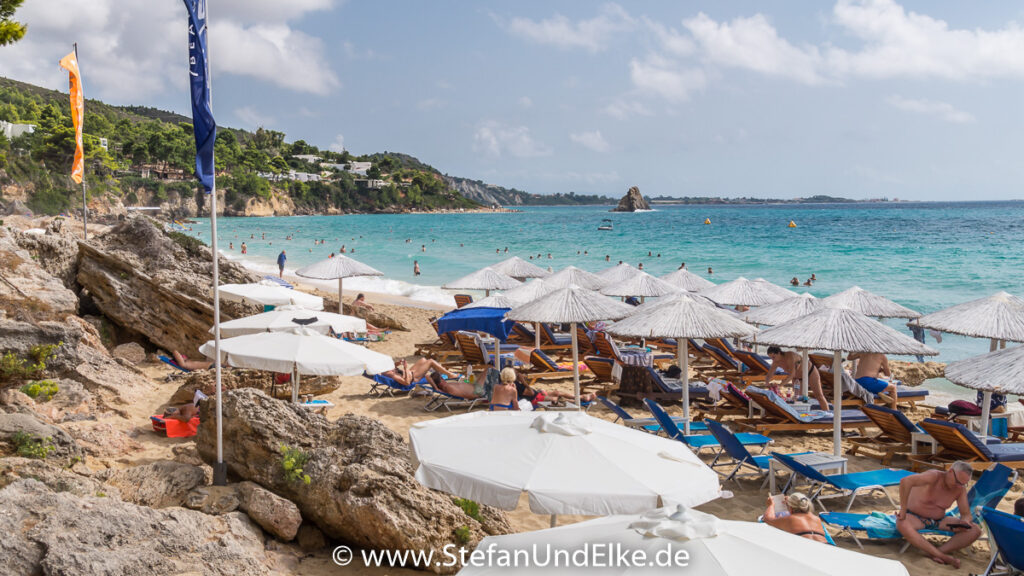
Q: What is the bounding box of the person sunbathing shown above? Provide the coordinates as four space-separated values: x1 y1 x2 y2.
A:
162 391 208 422
895 462 981 568
383 357 460 387
764 493 829 544
489 368 519 410
426 371 482 400
849 352 899 409
765 346 829 411
515 375 594 408
172 351 213 371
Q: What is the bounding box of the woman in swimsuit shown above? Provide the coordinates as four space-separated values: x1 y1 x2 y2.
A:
764 493 829 544
489 368 519 411
384 358 460 387
515 374 596 408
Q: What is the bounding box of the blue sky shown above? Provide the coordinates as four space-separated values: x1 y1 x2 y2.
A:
6 0 1024 200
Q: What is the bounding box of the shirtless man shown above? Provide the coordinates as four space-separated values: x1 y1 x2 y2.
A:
849 352 898 409
383 357 459 387
765 346 829 410
896 462 981 568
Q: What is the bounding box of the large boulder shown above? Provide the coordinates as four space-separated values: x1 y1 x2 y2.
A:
0 226 79 321
10 219 82 289
103 461 207 508
0 457 112 498
237 480 303 541
611 185 651 212
196 389 512 574
0 409 82 462
0 479 274 575
890 360 945 386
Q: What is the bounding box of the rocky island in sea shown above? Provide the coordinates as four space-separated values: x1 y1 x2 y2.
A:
611 186 651 212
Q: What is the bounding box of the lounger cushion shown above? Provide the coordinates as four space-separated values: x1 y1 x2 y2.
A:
826 468 914 491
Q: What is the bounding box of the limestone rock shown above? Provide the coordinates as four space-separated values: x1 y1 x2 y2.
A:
185 485 240 515
62 421 143 459
297 523 328 551
0 226 79 321
196 389 511 574
890 361 946 386
0 410 82 462
18 378 95 423
237 481 303 541
171 368 340 404
104 461 206 508
0 479 273 575
112 342 147 364
11 220 82 288
0 457 113 498
611 185 651 212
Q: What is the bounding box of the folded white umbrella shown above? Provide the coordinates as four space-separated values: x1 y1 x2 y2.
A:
410 412 722 519
458 505 909 576
218 282 324 311
211 305 366 338
199 329 393 401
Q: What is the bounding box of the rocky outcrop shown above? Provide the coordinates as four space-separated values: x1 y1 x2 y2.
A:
0 410 82 463
0 479 274 575
170 368 340 404
0 226 79 321
443 176 525 206
9 219 82 289
185 485 241 515
324 296 410 332
112 342 146 364
76 216 260 355
197 389 512 573
237 480 303 541
611 185 651 212
0 457 109 497
239 193 296 217
103 461 207 508
890 360 946 386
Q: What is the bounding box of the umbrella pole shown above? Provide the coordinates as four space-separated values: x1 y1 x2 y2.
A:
486 289 490 297
980 390 993 438
571 322 580 409
338 277 344 314
832 351 842 456
292 366 299 403
801 349 809 398
990 339 998 352
679 345 690 436
550 514 557 528
494 340 501 370
534 322 541 350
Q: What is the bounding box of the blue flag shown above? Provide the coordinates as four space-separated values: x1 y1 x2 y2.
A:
183 0 216 193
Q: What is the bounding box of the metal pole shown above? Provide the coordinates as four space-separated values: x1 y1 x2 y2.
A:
338 277 344 314
679 344 690 435
207 0 226 487
980 390 993 438
292 365 300 403
570 322 580 409
832 351 842 456
534 322 541 351
74 43 87 240
801 349 809 398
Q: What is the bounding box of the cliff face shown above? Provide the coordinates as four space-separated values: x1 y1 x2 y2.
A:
443 176 526 206
612 186 651 212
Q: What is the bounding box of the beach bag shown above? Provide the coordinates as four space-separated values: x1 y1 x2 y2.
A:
947 400 982 417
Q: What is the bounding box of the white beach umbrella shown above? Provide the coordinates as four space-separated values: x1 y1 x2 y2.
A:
821 286 920 319
700 277 792 307
597 262 641 284
742 293 822 398
916 291 1024 344
457 505 910 576
294 255 384 314
502 280 557 348
410 412 722 522
661 267 715 292
945 344 1024 437
609 293 757 434
218 282 324 311
490 256 550 280
752 308 937 455
212 305 366 338
199 329 394 402
444 267 522 297
543 265 609 290
753 278 801 301
507 285 633 405
600 271 681 300
463 294 520 310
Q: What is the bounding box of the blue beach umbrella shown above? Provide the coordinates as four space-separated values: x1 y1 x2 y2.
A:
437 307 516 369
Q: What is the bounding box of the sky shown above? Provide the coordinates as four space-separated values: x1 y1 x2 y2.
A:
4 0 1024 201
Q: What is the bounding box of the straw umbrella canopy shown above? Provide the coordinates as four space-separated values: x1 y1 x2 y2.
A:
443 267 522 297
489 256 550 280
661 267 715 292
753 278 800 301
600 271 681 300
945 344 1024 437
218 282 324 310
742 293 822 397
597 262 641 284
295 255 383 314
751 308 938 455
502 280 557 348
463 294 520 310
916 291 1024 345
700 277 793 307
610 293 757 434
212 305 366 338
821 286 920 319
507 285 633 406
543 265 609 290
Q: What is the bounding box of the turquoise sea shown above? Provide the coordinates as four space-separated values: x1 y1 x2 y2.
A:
188 201 1024 400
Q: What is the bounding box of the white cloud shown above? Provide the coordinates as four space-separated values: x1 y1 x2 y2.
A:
217 0 338 24
518 96 533 108
342 41 379 61
234 106 275 128
886 95 974 124
570 130 611 153
329 134 345 152
503 3 635 52
416 98 445 111
602 99 652 119
473 121 552 158
214 22 339 95
629 54 706 102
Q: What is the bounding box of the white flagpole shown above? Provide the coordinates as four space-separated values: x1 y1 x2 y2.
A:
74 42 87 240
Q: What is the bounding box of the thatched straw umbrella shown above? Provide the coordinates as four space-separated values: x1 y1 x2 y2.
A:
753 278 800 301
946 344 1024 436
443 267 521 297
610 293 757 434
822 286 920 319
295 255 383 314
597 262 641 284
661 268 715 292
503 280 556 348
544 266 609 290
507 286 633 407
463 294 520 310
600 271 680 302
490 256 550 281
700 276 793 307
743 293 822 397
752 308 937 455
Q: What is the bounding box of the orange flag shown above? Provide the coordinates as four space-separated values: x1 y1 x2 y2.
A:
58 50 84 184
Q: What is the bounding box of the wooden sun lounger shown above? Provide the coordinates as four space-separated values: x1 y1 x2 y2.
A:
736 387 872 434
910 418 1024 471
846 404 920 465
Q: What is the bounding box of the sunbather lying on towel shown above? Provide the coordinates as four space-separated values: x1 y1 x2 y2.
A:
162 390 208 422
426 371 482 399
515 374 595 407
765 346 829 411
172 351 213 371
764 493 829 544
384 357 460 387
896 462 981 568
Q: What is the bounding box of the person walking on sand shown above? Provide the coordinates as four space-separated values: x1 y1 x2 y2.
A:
277 250 287 278
896 462 981 568
414 260 421 276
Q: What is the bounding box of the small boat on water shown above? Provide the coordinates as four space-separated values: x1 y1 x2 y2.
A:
597 218 613 231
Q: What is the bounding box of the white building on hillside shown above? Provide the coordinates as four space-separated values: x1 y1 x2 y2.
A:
0 121 35 140
293 154 321 164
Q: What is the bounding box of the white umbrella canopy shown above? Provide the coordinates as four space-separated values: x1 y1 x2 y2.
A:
600 271 681 298
743 293 822 327
458 506 910 576
945 344 1024 436
463 294 519 309
661 267 715 292
609 293 757 434
502 279 555 305
543 265 609 290
597 262 641 284
630 291 720 315
916 291 1024 343
295 255 384 314
212 305 366 338
753 278 800 301
410 412 722 516
199 329 394 401
821 286 920 319
489 256 550 280
443 267 522 296
218 282 324 311
700 277 791 307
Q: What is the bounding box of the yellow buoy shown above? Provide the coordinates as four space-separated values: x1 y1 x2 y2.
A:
788 220 797 228
704 218 711 225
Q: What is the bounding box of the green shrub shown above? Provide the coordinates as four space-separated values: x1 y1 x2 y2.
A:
279 444 311 485
0 342 61 382
13 432 54 459
454 525 472 544
454 497 483 522
20 379 59 401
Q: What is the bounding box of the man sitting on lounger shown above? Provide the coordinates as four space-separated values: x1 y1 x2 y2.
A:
849 352 899 409
896 462 981 568
764 346 829 411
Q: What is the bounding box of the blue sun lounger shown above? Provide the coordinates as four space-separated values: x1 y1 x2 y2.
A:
704 418 805 483
980 506 1024 576
645 398 771 457
821 463 1016 550
770 450 913 512
364 372 424 397
158 354 191 373
597 396 702 434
